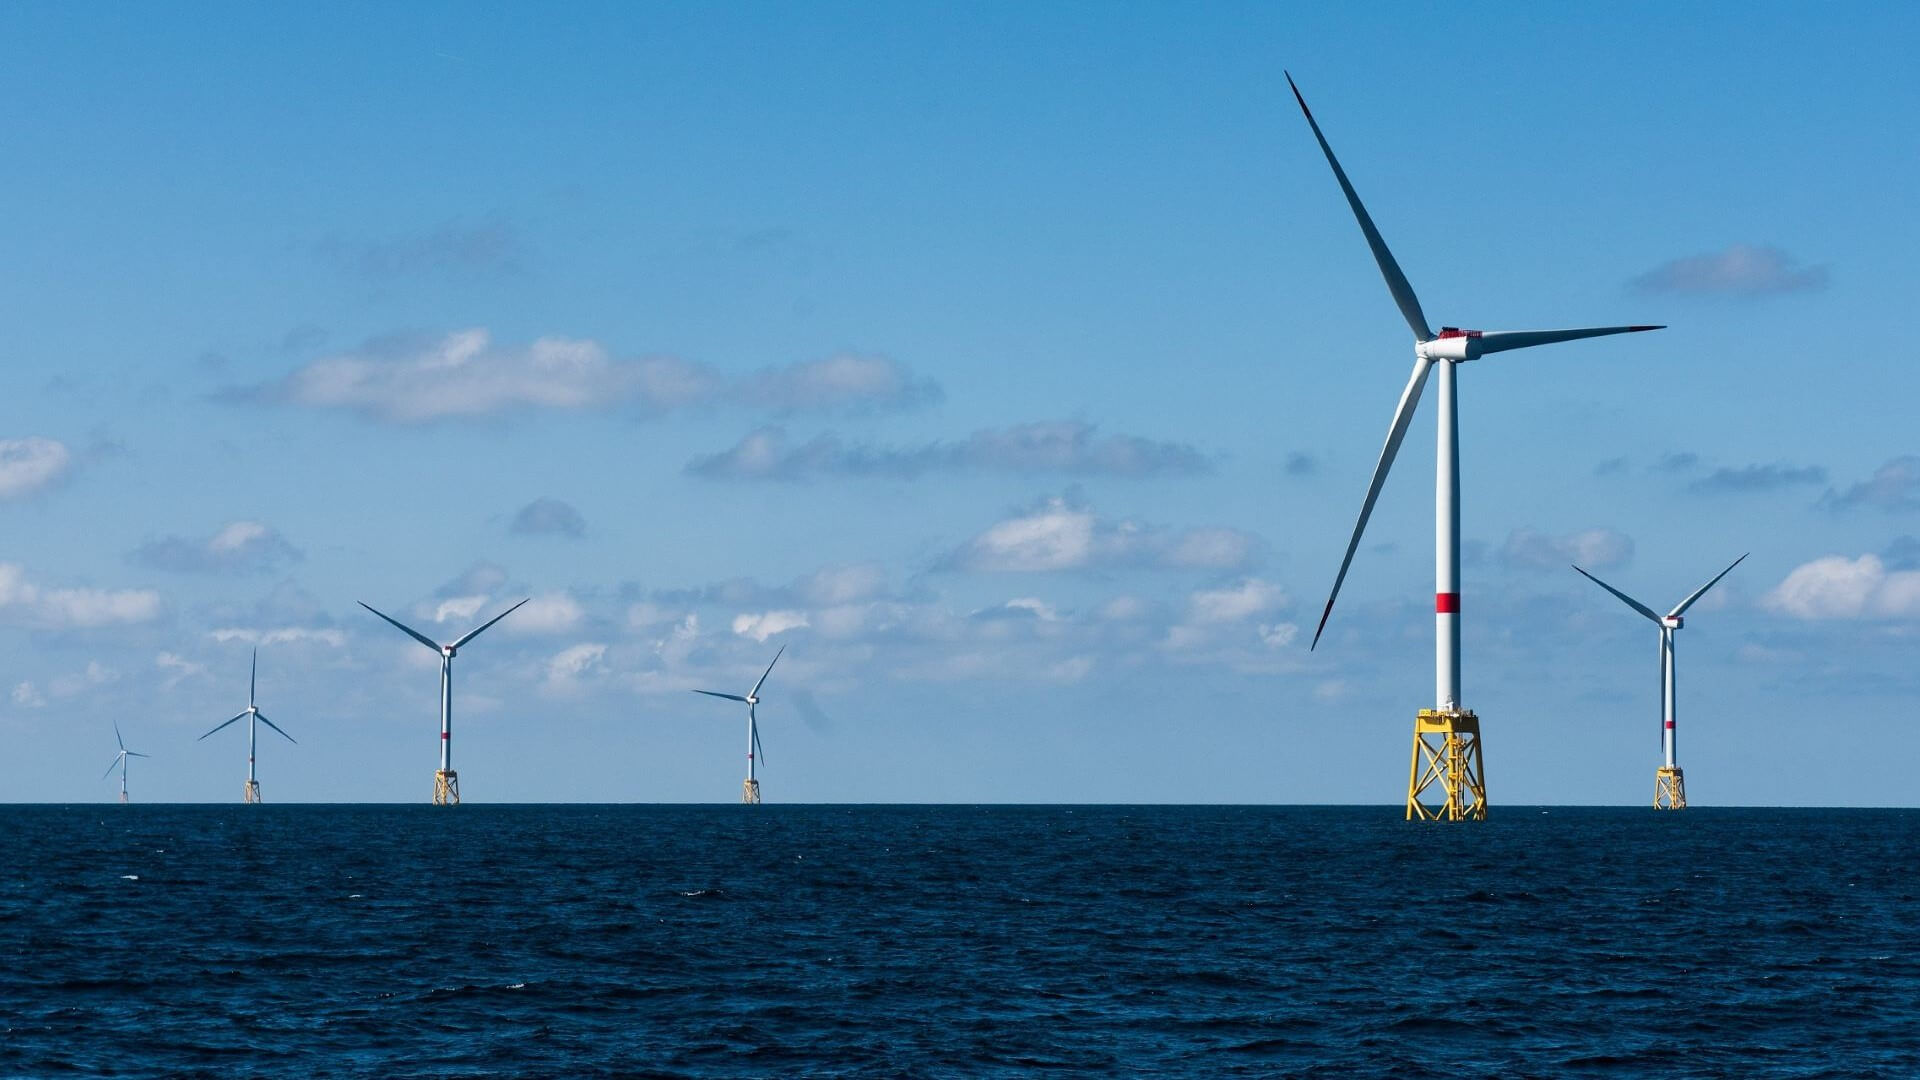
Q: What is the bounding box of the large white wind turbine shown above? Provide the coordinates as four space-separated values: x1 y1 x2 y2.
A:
693 644 783 804
1288 73 1664 820
198 648 296 804
1574 553 1746 809
102 722 149 804
359 596 529 805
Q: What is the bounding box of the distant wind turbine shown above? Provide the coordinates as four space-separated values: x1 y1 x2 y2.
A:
198 648 296 803
694 645 783 804
359 596 529 805
102 722 150 804
1287 72 1664 821
1574 553 1747 809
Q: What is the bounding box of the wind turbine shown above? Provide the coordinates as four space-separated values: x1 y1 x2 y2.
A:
102 722 149 804
1574 553 1746 810
1288 72 1665 821
198 648 296 803
693 644 783 804
359 596 529 805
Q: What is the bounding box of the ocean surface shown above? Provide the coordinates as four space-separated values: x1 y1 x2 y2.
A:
2 805 1916 1078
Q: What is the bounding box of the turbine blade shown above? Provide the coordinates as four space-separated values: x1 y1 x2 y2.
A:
103 754 123 780
752 723 766 767
1572 566 1662 624
127 752 150 758
1311 356 1434 649
114 721 126 752
1286 72 1432 342
250 648 257 707
451 597 530 650
1471 326 1665 356
358 601 444 654
750 644 785 700
255 711 297 744
199 711 249 740
693 690 749 702
1670 553 1749 618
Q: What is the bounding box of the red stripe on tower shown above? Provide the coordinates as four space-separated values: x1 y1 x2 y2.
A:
1435 592 1460 613
441 731 450 739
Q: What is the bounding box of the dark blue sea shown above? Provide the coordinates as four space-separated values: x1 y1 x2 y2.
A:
3 805 1916 1078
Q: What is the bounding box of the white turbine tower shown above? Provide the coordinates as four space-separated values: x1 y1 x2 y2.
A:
1288 73 1665 821
198 648 296 803
1574 553 1746 810
359 596 529 805
102 722 149 804
693 645 783 804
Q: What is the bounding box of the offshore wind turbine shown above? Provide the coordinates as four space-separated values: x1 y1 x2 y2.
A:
198 648 296 803
1575 553 1747 809
1288 72 1664 821
693 645 783 804
102 722 149 804
359 596 529 805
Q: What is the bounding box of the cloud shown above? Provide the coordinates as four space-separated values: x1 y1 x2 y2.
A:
1500 527 1634 571
946 496 1260 573
1283 452 1318 477
155 652 208 689
0 563 161 628
545 643 607 684
130 520 303 575
1187 579 1287 624
1630 244 1828 297
1764 554 1920 619
510 497 586 539
227 329 939 425
1821 456 1920 513
209 627 347 648
686 421 1208 482
1687 463 1827 494
1883 536 1920 571
319 219 525 278
508 593 583 634
732 610 810 642
0 437 74 498
11 682 44 708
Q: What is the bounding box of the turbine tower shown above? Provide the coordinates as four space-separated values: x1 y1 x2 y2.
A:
1575 553 1746 809
198 648 296 803
1288 73 1664 821
693 645 783 804
102 722 149 804
359 596 529 805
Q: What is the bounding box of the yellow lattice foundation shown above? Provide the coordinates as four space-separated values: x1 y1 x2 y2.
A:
1654 766 1686 810
244 780 260 804
434 769 460 806
742 778 761 805
1406 708 1486 821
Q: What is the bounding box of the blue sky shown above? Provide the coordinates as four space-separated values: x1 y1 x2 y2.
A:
2 3 1916 803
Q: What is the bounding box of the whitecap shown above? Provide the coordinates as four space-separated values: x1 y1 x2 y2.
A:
120 875 139 881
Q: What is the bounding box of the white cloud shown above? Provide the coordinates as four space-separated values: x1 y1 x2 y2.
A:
1002 597 1062 622
509 593 584 634
0 563 161 628
627 602 678 630
1188 579 1287 624
432 595 488 624
797 564 890 606
156 652 208 689
0 437 74 498
130 520 302 575
546 643 607 683
1764 554 1920 619
686 420 1205 481
1100 595 1146 621
12 681 45 708
1258 622 1300 647
50 660 121 698
1501 527 1634 571
732 610 809 642
948 497 1260 573
209 627 347 647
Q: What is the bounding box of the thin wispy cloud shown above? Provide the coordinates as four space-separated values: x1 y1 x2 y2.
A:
1501 527 1633 571
129 521 303 575
0 437 75 498
687 422 1209 482
943 496 1260 574
1820 456 1920 513
1688 462 1828 495
0 563 161 628
1630 244 1828 297
510 497 586 539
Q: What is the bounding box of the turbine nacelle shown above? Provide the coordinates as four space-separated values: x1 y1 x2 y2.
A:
1419 329 1483 363
1662 615 1684 630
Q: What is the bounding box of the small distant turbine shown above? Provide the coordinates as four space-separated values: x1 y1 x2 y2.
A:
359 596 529 805
198 648 296 803
1574 553 1747 810
102 722 150 804
694 645 783 804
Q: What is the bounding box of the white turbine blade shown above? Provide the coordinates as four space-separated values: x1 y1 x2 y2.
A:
752 723 766 767
102 753 124 781
1572 566 1662 625
1670 553 1749 618
693 690 749 702
1286 72 1432 342
451 597 530 650
249 648 257 708
749 644 785 699
255 711 297 744
126 751 151 759
1311 356 1434 649
1471 326 1665 356
199 711 249 740
114 721 126 752
358 601 444 654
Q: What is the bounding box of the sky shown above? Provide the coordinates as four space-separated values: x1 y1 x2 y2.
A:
2 2 1916 804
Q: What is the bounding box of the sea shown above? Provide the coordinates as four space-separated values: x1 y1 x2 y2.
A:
2 804 1915 1078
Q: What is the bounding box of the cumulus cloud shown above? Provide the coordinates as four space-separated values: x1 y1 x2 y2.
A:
130 520 303 575
1187 579 1287 623
507 593 583 635
945 497 1260 573
1630 244 1828 297
1500 527 1634 571
0 563 161 628
732 610 809 642
545 643 607 684
686 421 1208 481
1821 456 1920 513
1688 463 1827 494
227 329 939 425
1764 554 1920 620
510 497 586 538
0 437 74 498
